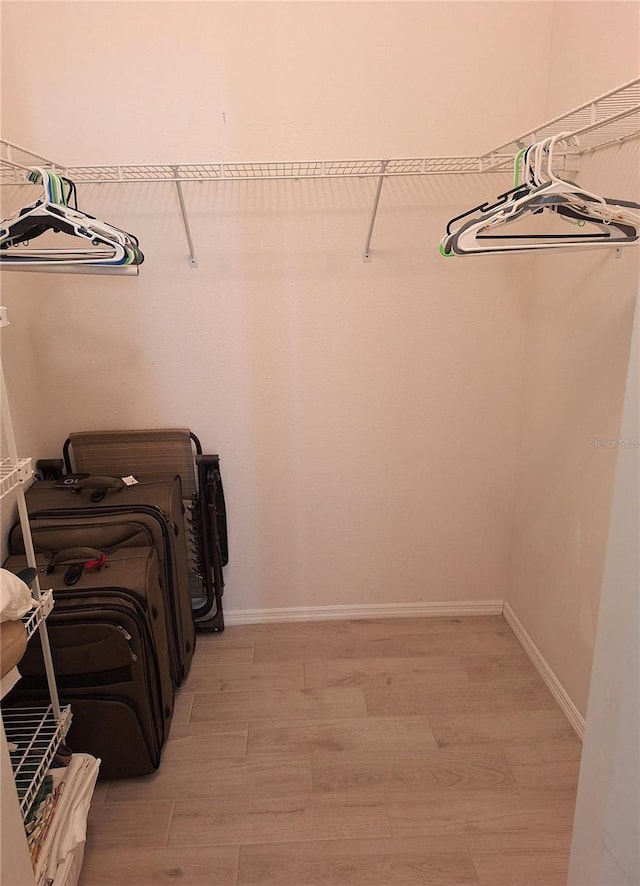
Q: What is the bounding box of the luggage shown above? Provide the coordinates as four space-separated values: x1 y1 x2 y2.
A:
3 546 173 779
60 428 228 631
9 475 195 685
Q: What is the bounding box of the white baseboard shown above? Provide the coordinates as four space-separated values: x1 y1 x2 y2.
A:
502 601 585 739
224 599 504 625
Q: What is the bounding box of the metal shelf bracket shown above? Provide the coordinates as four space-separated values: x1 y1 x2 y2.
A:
172 167 198 268
363 161 388 263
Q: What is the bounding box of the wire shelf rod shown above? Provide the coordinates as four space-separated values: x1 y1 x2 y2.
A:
0 156 500 184
570 104 640 139
1 78 639 187
0 138 61 168
481 75 640 158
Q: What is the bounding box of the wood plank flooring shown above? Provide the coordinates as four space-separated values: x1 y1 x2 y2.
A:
79 615 581 885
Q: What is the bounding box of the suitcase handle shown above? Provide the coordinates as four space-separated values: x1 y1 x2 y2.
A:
49 548 107 566
74 476 126 491
73 476 126 502
47 548 108 586
47 548 107 569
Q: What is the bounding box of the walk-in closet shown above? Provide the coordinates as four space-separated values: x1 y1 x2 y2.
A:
1 2 638 885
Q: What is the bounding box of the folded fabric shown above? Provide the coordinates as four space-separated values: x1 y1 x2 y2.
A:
0 619 28 676
35 753 100 886
0 568 34 622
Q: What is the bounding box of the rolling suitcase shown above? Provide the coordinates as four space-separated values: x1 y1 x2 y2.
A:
60 428 228 631
3 546 173 779
9 475 196 685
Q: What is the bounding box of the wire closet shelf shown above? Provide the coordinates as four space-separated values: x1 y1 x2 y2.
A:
1 77 639 185
2 706 72 815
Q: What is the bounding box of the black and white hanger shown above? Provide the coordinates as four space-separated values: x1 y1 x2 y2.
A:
0 168 144 272
440 133 640 256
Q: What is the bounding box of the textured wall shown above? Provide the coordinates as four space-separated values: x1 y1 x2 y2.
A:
505 1 640 715
1 1 552 612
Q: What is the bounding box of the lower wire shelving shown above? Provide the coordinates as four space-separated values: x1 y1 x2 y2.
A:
2 705 72 818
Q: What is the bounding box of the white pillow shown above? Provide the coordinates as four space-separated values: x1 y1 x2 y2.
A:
0 568 35 622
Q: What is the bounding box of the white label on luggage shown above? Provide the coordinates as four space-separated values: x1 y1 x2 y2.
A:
121 475 139 486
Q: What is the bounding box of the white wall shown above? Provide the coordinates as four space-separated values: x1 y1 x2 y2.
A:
1 1 555 163
0 1 553 614
505 1 640 715
545 0 640 118
0 2 637 668
568 295 639 885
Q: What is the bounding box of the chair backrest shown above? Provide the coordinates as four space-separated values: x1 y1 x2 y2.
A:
64 428 199 498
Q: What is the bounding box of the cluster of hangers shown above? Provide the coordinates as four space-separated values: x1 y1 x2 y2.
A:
0 167 144 270
440 132 640 256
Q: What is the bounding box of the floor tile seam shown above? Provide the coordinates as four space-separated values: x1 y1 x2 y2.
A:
105 754 316 803
107 779 576 806
91 796 177 806
466 846 485 886
163 801 176 848
233 843 241 886
168 827 397 852
187 680 307 693
188 662 301 676
104 749 314 778
109 779 572 811
230 830 499 856
245 728 442 758
168 787 389 810
169 718 251 731
245 711 380 751
243 721 249 755
243 833 457 854
182 691 195 723
243 744 441 758
309 778 522 796
189 684 366 698
192 706 370 724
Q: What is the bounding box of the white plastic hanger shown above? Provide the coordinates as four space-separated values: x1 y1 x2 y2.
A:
0 169 144 269
440 134 640 256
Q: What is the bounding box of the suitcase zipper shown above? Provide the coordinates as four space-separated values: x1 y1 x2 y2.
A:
115 625 138 661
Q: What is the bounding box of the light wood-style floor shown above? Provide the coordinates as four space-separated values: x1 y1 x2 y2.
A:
79 616 581 885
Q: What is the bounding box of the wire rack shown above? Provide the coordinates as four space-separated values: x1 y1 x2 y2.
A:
54 156 490 183
0 140 60 184
479 77 640 172
22 590 55 641
0 457 33 499
2 705 72 816
1 78 638 185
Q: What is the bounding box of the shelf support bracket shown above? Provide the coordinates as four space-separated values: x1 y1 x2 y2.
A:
172 167 198 268
363 160 388 262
